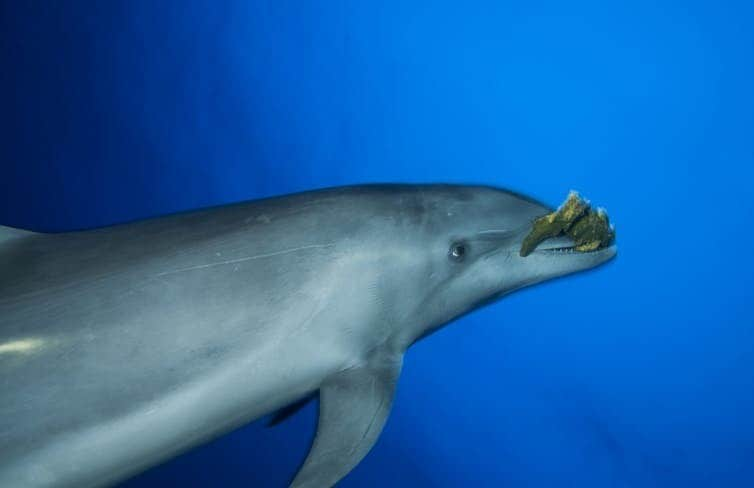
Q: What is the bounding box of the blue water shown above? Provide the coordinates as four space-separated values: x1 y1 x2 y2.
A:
2 1 753 486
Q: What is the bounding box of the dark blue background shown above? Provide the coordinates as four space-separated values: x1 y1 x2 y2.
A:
2 1 753 486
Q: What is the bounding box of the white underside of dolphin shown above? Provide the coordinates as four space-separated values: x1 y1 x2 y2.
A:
0 184 616 487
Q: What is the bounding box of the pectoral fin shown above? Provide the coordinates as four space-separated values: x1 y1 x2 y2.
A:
290 351 403 488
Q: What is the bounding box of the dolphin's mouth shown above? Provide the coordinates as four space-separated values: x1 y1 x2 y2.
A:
534 235 615 255
519 191 616 257
534 235 588 254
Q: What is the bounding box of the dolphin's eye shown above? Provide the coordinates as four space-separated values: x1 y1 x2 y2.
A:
449 242 467 262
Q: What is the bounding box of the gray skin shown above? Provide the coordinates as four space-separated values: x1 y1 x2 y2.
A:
0 184 616 488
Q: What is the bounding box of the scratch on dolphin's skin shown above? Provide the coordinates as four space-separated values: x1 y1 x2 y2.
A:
155 243 336 278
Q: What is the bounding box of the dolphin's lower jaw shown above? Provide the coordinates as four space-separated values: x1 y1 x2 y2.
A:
518 229 616 273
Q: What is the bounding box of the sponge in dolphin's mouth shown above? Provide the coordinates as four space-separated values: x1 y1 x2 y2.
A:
519 191 615 257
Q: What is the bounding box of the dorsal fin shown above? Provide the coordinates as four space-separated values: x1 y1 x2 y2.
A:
0 225 37 243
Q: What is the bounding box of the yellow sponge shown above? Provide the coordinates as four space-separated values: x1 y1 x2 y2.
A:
520 191 615 257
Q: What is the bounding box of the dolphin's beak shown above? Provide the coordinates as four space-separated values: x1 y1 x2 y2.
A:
498 227 616 295
497 190 617 293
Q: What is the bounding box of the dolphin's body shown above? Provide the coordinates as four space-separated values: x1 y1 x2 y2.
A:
0 184 616 487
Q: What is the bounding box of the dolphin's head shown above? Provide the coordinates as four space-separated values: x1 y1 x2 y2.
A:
394 185 616 346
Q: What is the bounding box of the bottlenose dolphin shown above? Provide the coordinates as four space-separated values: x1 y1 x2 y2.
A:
0 184 616 487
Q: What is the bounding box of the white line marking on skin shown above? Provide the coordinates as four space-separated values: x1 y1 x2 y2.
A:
155 243 336 277
0 338 45 355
